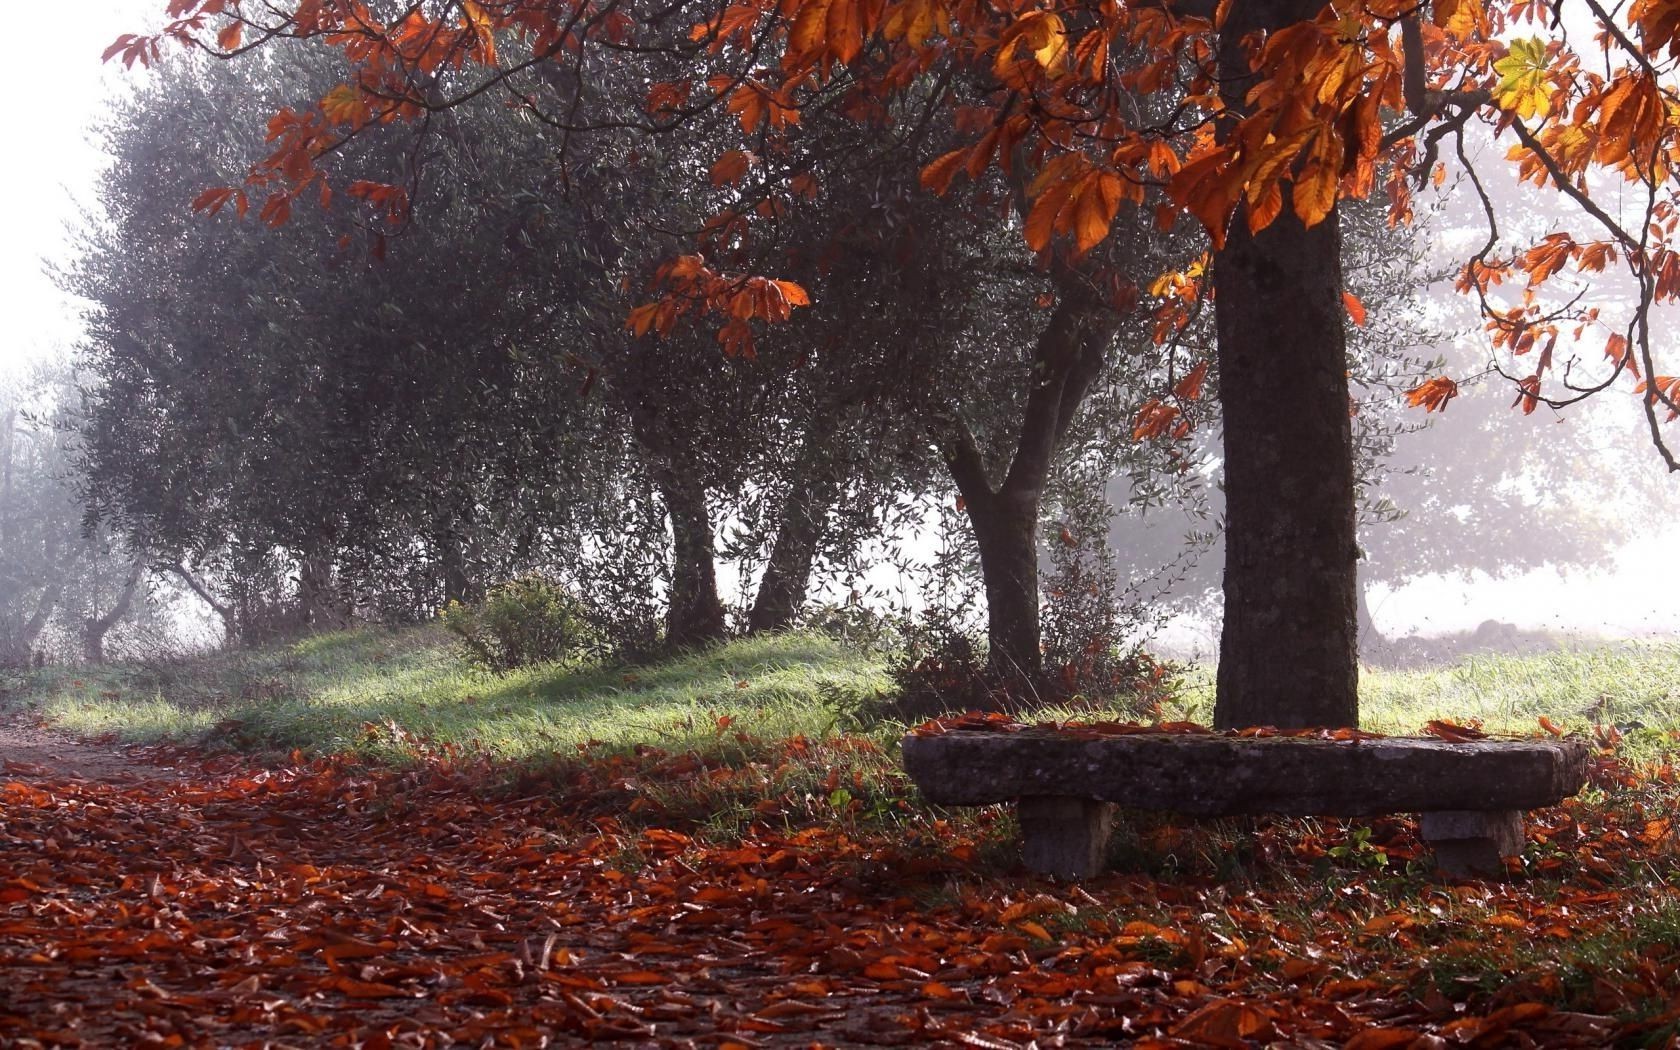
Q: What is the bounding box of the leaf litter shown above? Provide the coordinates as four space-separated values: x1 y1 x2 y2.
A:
0 726 1676 1048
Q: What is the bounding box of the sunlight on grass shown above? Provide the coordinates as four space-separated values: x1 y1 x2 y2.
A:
12 627 1680 762
1359 642 1680 735
46 695 218 741
15 627 889 762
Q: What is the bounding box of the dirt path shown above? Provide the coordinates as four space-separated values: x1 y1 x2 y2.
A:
0 707 183 781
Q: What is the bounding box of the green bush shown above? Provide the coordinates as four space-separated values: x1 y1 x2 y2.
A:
438 575 595 674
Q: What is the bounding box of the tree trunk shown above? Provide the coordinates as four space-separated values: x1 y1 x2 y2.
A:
1356 580 1386 654
82 563 144 665
653 461 729 650
967 491 1043 682
942 282 1118 694
1 582 60 668
168 563 239 646
1211 0 1360 730
436 519 484 606
296 557 347 631
749 450 840 634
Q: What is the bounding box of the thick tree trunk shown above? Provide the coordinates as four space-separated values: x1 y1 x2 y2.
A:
653 462 729 650
943 283 1118 694
1212 201 1359 729
82 563 144 665
748 452 840 634
967 491 1043 682
1210 0 1360 729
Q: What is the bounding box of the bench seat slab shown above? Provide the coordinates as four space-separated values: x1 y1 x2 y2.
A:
902 730 1590 816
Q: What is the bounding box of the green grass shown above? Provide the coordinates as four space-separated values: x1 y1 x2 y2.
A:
1157 642 1680 738
10 629 1680 764
8 626 891 763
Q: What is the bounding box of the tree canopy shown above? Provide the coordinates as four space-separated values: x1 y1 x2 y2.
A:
107 0 1679 725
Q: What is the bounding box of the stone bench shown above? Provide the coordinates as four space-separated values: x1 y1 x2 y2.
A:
900 727 1591 878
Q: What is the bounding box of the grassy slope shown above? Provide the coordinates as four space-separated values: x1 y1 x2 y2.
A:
12 626 1680 762
11 626 891 762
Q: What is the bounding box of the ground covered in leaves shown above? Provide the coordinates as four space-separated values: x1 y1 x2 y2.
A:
3 722 1679 1049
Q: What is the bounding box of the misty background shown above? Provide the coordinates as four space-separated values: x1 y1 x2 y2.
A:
2 0 1676 665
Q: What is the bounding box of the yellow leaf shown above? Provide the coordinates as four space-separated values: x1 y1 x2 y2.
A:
1492 37 1553 120
1431 0 1483 38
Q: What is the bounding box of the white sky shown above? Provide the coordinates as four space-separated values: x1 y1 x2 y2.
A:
0 0 159 379
0 4 1674 643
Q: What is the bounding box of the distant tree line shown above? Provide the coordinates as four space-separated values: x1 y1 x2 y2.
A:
26 36 1648 680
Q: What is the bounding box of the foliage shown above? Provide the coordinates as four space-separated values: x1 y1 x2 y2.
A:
0 367 155 666
438 574 597 675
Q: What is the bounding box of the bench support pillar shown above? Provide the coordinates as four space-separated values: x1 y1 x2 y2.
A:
1018 796 1115 879
1420 810 1525 877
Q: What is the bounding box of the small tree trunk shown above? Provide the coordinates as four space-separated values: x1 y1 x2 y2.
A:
1356 581 1385 652
942 282 1118 695
749 456 840 634
653 462 728 649
82 563 145 665
436 518 485 606
2 582 60 668
169 563 239 646
296 557 345 630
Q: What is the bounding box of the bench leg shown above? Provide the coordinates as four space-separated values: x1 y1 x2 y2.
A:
1018 796 1115 879
1420 810 1525 877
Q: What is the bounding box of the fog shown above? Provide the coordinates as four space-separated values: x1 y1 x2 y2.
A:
3 1 1675 662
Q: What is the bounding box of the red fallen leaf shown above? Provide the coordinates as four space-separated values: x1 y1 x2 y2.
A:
911 711 1029 736
611 970 670 985
1538 715 1567 737
1326 726 1387 741
920 981 963 1000
1171 997 1272 1047
1153 720 1212 734
333 976 410 998
755 999 848 1018
1343 1028 1421 1050
1422 718 1488 742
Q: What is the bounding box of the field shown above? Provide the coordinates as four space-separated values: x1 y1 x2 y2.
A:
3 629 1679 1046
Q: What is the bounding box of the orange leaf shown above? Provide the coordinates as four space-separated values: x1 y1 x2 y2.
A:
710 149 754 187
1404 376 1459 413
1172 360 1209 401
1344 1028 1424 1050
1422 718 1488 742
217 22 243 50
1172 998 1272 1048
1342 290 1367 327
1538 715 1566 737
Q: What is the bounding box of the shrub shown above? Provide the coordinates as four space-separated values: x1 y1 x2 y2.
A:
439 574 595 674
852 610 998 727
